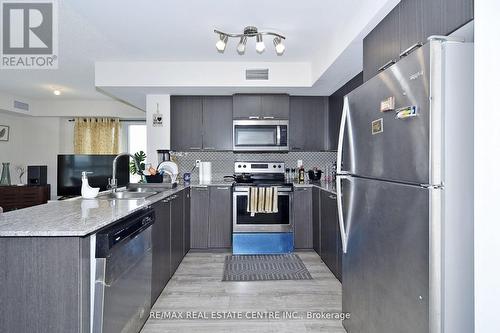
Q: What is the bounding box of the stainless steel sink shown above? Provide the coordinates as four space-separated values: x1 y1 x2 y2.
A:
99 191 158 200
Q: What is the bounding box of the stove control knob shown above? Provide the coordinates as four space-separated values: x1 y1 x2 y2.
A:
237 164 242 168
278 165 282 168
273 165 277 168
243 165 247 168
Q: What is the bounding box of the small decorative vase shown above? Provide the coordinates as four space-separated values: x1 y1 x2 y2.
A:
0 162 12 186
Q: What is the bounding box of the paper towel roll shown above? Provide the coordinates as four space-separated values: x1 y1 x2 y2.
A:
199 162 212 183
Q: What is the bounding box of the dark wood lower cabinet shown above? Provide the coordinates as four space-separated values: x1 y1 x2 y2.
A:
151 198 171 305
190 186 210 249
170 194 184 273
0 237 90 333
208 186 232 248
318 189 342 282
191 186 232 249
151 189 186 306
312 187 321 254
183 188 191 255
293 187 313 249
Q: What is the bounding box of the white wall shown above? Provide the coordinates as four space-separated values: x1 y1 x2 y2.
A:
475 2 500 332
0 112 60 198
0 96 147 199
146 95 170 167
33 99 145 118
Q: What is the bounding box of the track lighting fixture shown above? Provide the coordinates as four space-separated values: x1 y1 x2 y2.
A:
237 36 247 54
215 34 228 52
214 26 285 55
255 34 265 54
273 37 285 55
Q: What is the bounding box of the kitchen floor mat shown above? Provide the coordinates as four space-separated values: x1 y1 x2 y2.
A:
222 254 313 281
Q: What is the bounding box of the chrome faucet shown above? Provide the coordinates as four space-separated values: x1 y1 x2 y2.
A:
108 153 142 192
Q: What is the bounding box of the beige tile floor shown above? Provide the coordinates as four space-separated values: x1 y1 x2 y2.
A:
141 251 347 333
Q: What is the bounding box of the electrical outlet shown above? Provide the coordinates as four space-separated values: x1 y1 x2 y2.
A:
195 160 201 166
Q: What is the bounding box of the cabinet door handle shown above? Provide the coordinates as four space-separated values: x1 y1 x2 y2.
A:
216 187 230 190
378 59 396 72
248 116 260 120
189 147 202 150
329 195 336 200
204 147 216 150
399 42 423 58
263 116 275 120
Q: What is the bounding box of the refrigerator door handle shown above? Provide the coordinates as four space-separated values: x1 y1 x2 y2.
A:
336 175 349 253
336 96 350 175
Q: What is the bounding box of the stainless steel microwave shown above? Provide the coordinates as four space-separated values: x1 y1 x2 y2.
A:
233 119 289 152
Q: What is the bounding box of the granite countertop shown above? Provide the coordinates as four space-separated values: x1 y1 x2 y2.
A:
0 185 188 237
293 180 337 194
188 179 234 187
0 179 334 237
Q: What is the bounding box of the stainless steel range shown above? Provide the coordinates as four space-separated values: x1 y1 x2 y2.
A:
232 161 294 254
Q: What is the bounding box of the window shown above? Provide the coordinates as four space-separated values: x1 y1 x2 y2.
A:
127 124 147 183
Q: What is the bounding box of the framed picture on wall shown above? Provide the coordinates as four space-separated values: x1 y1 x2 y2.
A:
0 125 10 141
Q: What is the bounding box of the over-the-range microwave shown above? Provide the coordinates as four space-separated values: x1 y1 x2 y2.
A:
233 119 289 152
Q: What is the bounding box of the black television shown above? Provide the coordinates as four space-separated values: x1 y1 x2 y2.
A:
57 154 130 197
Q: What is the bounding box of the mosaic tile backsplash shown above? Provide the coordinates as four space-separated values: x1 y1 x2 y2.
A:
171 151 337 181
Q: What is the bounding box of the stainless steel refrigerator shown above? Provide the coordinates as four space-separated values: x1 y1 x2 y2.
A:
336 38 474 333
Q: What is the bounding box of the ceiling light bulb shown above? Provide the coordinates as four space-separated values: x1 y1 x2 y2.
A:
256 34 265 54
53 90 61 96
216 34 228 52
237 36 247 55
273 37 285 55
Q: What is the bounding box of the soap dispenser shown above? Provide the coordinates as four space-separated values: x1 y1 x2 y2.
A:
81 171 100 199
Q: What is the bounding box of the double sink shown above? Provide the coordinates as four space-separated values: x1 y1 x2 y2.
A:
98 184 177 200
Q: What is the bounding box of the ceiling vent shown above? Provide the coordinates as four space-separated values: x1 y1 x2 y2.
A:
13 100 29 111
246 68 269 80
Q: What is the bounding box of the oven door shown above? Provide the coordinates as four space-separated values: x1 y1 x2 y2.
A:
233 120 289 151
233 186 293 232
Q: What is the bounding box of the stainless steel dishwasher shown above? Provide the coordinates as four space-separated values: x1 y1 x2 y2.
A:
93 208 155 333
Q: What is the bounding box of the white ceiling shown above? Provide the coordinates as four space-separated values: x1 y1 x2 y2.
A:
0 0 399 105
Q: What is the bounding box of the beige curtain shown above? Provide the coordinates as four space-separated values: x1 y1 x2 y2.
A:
74 118 120 154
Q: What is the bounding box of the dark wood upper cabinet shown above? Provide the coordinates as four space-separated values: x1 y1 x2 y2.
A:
422 0 445 38
171 96 233 151
443 0 473 35
363 0 473 82
290 96 328 151
363 5 400 82
233 94 290 119
362 28 379 83
233 94 261 119
171 96 203 151
399 0 424 54
261 94 290 119
202 96 233 150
